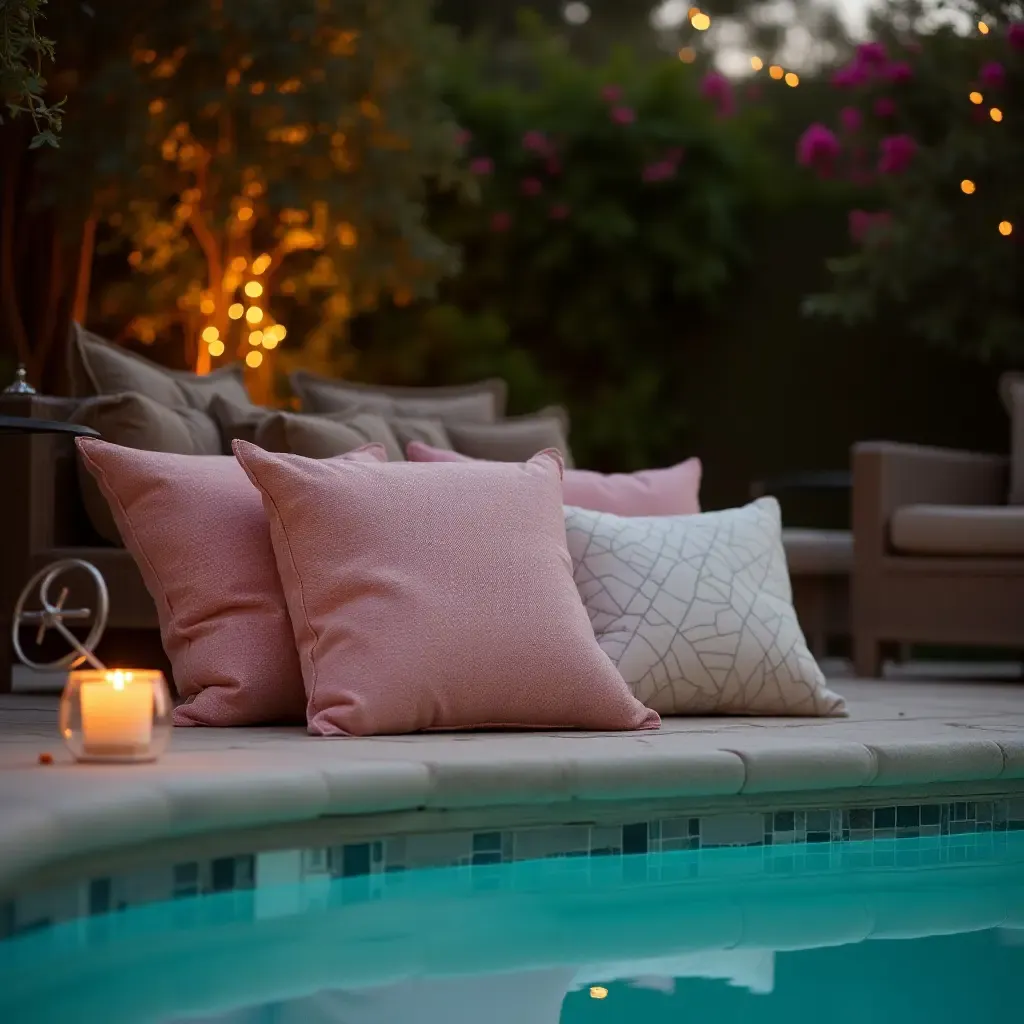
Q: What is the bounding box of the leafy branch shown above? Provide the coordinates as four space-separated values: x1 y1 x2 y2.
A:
0 0 64 147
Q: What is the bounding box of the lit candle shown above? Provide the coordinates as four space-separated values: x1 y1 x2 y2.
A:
79 670 154 758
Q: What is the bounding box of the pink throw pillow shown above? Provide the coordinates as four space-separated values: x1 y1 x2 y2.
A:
406 441 702 517
76 438 387 727
232 440 660 736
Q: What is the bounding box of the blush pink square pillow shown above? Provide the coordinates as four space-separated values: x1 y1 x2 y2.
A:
232 440 660 736
405 441 702 517
76 438 387 727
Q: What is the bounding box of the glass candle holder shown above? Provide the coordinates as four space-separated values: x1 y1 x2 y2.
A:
59 669 172 763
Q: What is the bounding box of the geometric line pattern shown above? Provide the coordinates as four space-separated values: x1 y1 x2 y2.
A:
565 498 846 716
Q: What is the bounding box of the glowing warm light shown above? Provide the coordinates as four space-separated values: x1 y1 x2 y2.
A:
691 11 711 30
252 253 272 274
961 179 976 194
979 21 990 34
245 350 264 368
751 56 763 72
338 223 358 248
208 339 225 357
785 72 799 87
267 323 287 342
990 107 1003 122
769 65 784 80
245 306 264 324
999 220 1013 236
687 5 700 16
969 91 984 105
228 303 244 320
244 280 263 298
590 987 609 1000
678 47 696 63
237 205 254 221
230 256 247 272
248 330 264 346
201 326 219 343
262 334 279 350
148 99 165 115
199 297 215 315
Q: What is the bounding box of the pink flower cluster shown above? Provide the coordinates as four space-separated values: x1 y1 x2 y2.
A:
877 133 917 175
797 123 918 179
1010 23 1024 50
831 42 914 90
642 147 685 183
797 123 841 175
600 83 635 125
699 71 736 119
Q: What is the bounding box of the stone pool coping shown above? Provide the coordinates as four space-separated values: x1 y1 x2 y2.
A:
1 673 1023 888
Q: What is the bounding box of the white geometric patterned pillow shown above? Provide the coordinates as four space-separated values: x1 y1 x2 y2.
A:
564 498 847 717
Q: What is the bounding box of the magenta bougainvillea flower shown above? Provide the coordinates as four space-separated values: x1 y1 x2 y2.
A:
856 42 888 67
699 71 736 118
549 203 570 220
797 123 841 175
878 134 917 175
469 156 494 175
522 130 550 154
832 63 869 88
601 84 624 103
884 61 914 84
979 61 1006 88
849 209 892 244
873 96 896 118
520 177 544 196
1009 23 1024 50
610 105 637 125
490 211 512 233
840 106 863 133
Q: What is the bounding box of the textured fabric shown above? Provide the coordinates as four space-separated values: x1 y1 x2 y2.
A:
1009 376 1024 506
255 410 404 461
72 393 222 544
233 441 659 736
290 370 506 422
564 498 846 717
70 323 251 410
446 408 575 467
387 416 453 453
76 437 388 727
408 442 702 517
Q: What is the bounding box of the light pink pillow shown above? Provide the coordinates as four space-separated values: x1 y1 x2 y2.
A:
232 440 660 736
406 441 702 517
76 438 387 727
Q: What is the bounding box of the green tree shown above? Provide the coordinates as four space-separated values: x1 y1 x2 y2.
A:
0 0 64 148
802 0 1024 365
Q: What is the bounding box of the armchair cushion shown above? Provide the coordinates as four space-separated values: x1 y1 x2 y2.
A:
446 408 574 467
890 505 1024 557
1008 375 1024 506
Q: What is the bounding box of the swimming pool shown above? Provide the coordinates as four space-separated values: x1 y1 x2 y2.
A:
1 803 1022 1024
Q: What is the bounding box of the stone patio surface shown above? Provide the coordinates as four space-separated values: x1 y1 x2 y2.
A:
1 670 1023 888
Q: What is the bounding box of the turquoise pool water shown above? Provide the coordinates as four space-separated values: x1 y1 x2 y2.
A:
1 833 1022 1023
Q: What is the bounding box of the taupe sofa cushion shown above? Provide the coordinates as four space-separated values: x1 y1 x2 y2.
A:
890 504 1024 557
1007 376 1024 506
446 407 574 466
290 370 506 423
782 529 853 575
254 411 404 461
70 323 252 414
72 393 222 544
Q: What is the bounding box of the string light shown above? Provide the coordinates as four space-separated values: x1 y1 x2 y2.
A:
785 72 799 87
262 334 279 350
248 330 263 346
237 205 253 222
751 56 763 72
244 280 264 298
969 91 984 105
978 21 990 34
769 65 784 80
245 350 264 368
201 325 219 343
252 253 272 274
245 306 264 324
691 11 711 30
228 302 244 319
678 47 696 63
208 339 225 357
990 107 1003 122
961 179 976 194
999 220 1013 236
199 297 215 315
230 256 247 272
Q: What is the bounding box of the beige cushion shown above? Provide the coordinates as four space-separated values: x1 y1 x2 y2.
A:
782 529 853 575
254 411 403 461
211 393 452 456
890 504 1024 556
72 393 222 544
447 407 574 467
70 323 251 415
290 370 506 423
1008 376 1024 506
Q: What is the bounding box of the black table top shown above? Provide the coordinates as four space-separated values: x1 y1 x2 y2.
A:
0 415 99 438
